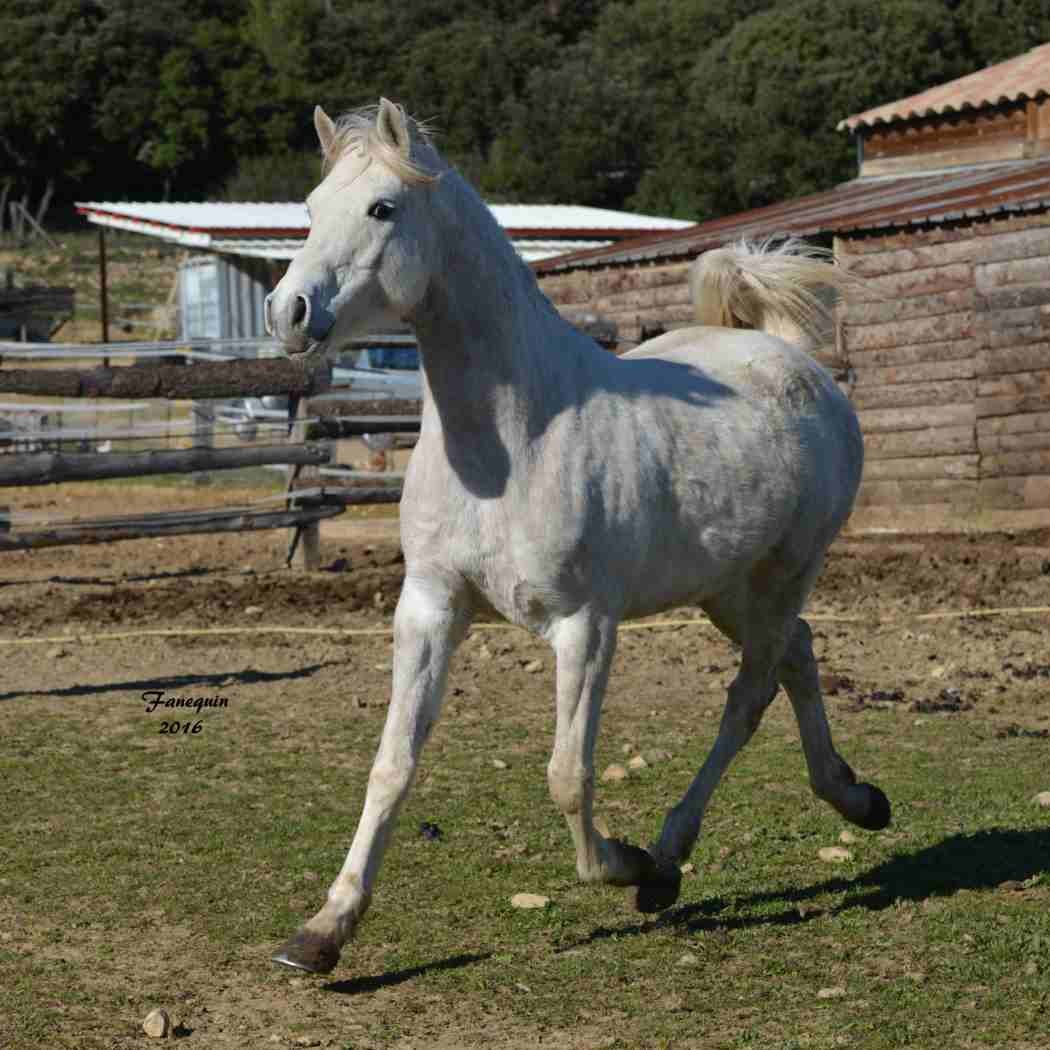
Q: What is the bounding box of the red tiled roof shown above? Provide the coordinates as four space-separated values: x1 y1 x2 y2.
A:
533 158 1050 274
839 42 1050 131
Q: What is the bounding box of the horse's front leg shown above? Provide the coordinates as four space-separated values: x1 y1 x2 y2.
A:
547 610 681 901
272 575 470 974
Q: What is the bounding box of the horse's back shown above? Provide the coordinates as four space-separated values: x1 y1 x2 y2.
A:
618 325 864 556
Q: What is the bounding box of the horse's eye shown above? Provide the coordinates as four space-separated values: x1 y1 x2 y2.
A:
368 200 396 221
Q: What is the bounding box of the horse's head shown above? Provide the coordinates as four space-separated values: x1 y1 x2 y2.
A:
266 100 441 356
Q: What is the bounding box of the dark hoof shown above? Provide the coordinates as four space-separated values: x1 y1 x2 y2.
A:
271 927 341 974
854 783 891 831
632 862 683 914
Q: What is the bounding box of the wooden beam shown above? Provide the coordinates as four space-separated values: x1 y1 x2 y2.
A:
0 441 332 488
0 503 344 551
0 355 332 399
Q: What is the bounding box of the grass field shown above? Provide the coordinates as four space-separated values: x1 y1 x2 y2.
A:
2 608 1048 1049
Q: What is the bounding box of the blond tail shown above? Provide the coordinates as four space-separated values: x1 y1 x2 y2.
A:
689 237 862 348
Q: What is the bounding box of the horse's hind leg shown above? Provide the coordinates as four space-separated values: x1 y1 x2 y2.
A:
779 618 891 830
642 600 785 912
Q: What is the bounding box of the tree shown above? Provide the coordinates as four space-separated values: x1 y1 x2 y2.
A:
632 0 974 220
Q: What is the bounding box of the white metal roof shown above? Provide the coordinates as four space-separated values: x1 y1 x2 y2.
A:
76 201 693 262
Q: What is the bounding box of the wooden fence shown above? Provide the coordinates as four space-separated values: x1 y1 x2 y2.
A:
0 341 417 567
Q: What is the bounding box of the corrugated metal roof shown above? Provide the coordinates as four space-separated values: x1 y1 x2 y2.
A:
205 236 613 263
533 158 1050 274
840 42 1050 131
76 201 690 237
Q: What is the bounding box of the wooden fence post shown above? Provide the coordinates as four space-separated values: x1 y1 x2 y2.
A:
192 401 214 485
290 395 321 570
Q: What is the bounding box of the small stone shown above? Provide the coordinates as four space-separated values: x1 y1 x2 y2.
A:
373 591 384 608
680 862 695 875
476 644 494 661
47 647 70 660
644 749 673 764
621 743 633 755
1032 791 1050 809
244 605 263 617
601 763 628 783
295 1039 321 1048
838 830 857 845
510 893 550 909
523 659 543 674
142 1008 171 1038
627 754 648 771
675 952 699 967
818 846 853 863
300 870 318 882
817 986 847 1000
491 758 509 770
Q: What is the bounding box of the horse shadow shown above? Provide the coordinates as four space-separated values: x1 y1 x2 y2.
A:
322 951 491 996
0 660 346 703
570 828 1050 946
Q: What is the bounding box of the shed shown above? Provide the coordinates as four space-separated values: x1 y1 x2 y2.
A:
533 43 1050 529
76 201 692 342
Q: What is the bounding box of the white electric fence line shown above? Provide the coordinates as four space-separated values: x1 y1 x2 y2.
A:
0 486 331 527
2 606 1050 648
0 400 154 413
0 420 309 442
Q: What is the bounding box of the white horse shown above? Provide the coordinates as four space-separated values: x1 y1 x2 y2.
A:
265 100 887 974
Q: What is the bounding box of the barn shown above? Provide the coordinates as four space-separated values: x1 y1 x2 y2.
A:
75 201 692 342
534 43 1050 530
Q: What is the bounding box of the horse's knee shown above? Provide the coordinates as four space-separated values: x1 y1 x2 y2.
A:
547 758 590 816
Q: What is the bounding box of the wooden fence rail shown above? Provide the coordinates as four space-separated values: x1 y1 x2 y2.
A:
0 356 331 400
0 488 401 551
0 442 332 488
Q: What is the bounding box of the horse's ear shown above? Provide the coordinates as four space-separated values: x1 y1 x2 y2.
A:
376 97 411 157
314 105 337 158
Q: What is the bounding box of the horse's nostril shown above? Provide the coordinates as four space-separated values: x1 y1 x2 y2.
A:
292 295 309 329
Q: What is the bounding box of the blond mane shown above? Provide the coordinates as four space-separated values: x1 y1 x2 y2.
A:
324 104 439 185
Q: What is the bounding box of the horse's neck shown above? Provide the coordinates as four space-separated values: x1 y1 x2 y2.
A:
412 189 602 458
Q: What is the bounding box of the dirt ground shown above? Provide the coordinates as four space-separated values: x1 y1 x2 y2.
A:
2 481 1050 736
2 484 1050 1049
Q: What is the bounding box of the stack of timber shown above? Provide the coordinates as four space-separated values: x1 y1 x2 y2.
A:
836 227 980 512
973 216 1050 511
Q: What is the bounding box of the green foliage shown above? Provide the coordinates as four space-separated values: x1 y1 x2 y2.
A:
221 151 322 201
2 0 1049 221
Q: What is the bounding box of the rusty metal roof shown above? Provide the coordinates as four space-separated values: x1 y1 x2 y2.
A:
840 43 1050 131
533 158 1050 274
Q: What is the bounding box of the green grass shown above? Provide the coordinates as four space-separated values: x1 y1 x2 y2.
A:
1 632 1048 1049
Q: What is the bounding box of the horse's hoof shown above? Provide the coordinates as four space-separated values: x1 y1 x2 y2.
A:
271 928 341 974
854 783 891 831
632 862 683 914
